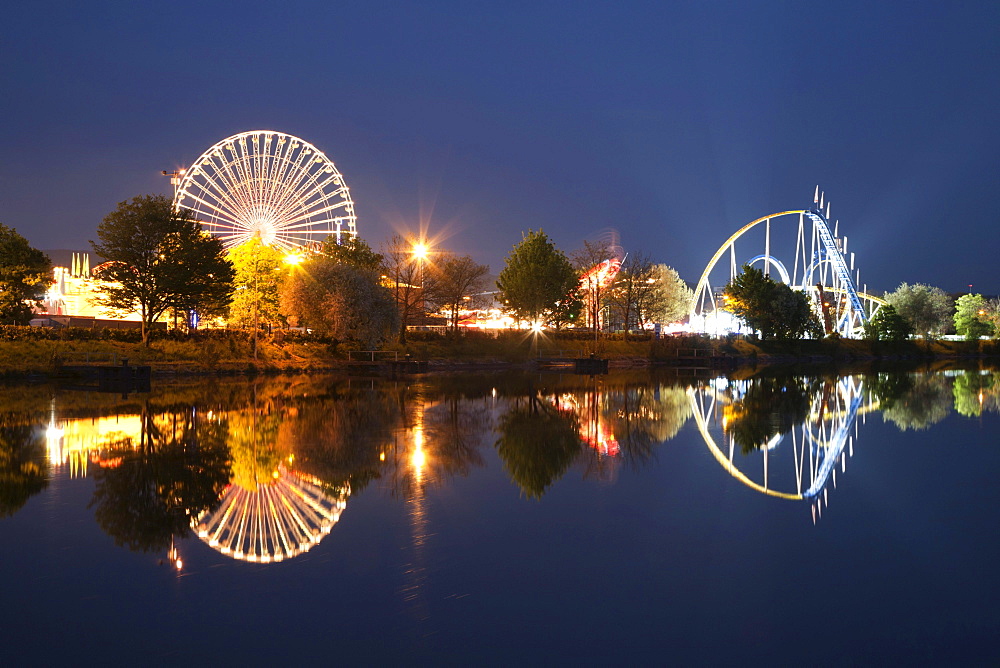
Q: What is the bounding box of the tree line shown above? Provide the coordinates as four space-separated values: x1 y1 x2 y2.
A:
2 194 997 345
0 195 694 348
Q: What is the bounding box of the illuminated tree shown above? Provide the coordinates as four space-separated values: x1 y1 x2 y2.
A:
227 237 287 331
883 282 952 339
608 256 691 331
91 195 235 345
724 265 821 339
863 304 914 341
953 293 994 340
0 223 52 325
497 230 579 326
280 253 398 348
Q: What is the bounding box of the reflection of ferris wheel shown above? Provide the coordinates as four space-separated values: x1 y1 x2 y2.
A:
193 467 348 563
173 130 357 250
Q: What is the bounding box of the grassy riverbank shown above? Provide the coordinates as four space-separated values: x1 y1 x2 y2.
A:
0 326 997 377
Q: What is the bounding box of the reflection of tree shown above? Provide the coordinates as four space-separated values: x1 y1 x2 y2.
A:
421 396 488 478
0 417 48 517
724 378 812 454
880 373 952 431
606 385 692 469
89 409 231 553
228 409 284 491
495 395 583 499
280 388 401 496
952 371 996 417
865 371 916 410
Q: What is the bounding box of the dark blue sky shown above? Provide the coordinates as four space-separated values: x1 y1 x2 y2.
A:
2 1 997 293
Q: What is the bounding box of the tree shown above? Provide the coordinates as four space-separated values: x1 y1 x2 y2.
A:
383 234 424 344
863 304 914 341
429 254 489 333
497 230 579 326
724 265 821 339
227 237 287 333
90 195 235 345
0 223 52 325
608 256 691 331
572 239 618 333
953 293 994 340
321 235 385 273
883 283 952 339
281 253 398 348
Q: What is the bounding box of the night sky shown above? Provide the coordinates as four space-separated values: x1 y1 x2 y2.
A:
3 1 997 294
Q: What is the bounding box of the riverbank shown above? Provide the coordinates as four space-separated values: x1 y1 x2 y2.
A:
0 328 997 378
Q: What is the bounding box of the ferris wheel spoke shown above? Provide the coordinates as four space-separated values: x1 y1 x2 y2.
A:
178 189 245 227
278 200 352 228
186 167 246 220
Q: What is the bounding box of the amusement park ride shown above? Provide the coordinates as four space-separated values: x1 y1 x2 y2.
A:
690 187 885 338
167 130 358 251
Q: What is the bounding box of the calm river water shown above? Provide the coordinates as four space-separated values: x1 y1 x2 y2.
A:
1 367 998 664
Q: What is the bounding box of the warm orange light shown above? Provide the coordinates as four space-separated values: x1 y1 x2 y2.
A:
284 252 303 266
413 242 428 260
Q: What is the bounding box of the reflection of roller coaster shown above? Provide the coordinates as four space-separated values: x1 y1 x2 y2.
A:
194 467 348 563
689 376 874 522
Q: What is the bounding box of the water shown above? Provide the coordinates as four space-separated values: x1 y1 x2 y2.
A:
1 368 998 664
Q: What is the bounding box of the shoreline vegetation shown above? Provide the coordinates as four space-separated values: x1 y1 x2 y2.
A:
1 326 998 379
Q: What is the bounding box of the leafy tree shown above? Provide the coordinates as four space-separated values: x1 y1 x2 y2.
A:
984 298 1000 338
0 416 49 517
863 304 914 341
724 265 821 339
281 253 398 348
0 223 52 325
953 293 994 340
227 237 287 331
883 282 952 339
90 195 236 345
428 254 489 333
497 230 579 326
494 395 583 498
321 235 385 273
608 256 691 331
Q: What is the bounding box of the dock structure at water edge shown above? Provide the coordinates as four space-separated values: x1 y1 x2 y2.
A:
55 352 152 392
535 351 610 375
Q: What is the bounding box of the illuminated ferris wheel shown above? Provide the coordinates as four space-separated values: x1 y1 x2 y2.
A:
172 130 357 250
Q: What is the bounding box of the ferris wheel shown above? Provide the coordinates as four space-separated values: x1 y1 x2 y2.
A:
172 130 357 251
